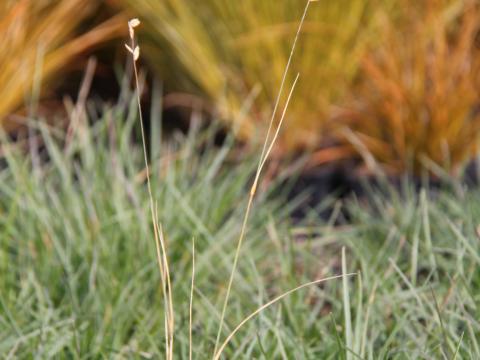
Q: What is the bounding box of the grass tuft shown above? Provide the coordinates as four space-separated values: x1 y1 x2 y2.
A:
340 1 480 175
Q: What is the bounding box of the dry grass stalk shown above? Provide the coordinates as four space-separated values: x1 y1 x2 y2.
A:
189 238 195 360
213 273 356 360
213 0 319 355
126 18 174 360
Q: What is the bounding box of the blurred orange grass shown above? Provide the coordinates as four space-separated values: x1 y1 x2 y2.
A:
340 0 480 175
0 0 125 126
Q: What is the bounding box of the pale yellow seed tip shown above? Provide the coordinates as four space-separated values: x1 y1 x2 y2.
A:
128 18 140 28
128 19 140 39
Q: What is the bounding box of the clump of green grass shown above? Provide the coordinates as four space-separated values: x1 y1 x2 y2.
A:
3 94 480 359
339 179 480 358
2 2 480 357
1 83 480 358
0 91 306 357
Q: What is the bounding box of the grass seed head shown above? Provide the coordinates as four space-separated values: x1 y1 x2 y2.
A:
128 18 140 39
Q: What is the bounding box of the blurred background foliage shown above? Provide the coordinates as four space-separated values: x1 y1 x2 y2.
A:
0 0 125 128
339 0 480 175
2 0 480 176
118 0 381 151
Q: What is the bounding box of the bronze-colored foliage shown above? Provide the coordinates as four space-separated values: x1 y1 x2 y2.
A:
340 1 480 175
0 0 125 125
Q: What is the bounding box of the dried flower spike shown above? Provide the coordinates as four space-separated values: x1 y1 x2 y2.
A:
126 19 141 61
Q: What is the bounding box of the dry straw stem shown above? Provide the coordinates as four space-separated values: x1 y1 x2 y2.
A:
214 0 315 354
189 238 195 360
340 0 480 175
342 247 353 360
213 273 357 360
213 72 299 355
0 0 125 125
126 18 174 360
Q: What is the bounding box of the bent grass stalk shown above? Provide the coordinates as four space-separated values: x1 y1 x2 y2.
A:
213 0 316 354
213 273 357 360
126 19 174 360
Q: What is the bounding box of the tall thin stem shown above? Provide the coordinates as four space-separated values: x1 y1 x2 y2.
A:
213 1 314 354
127 19 174 359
